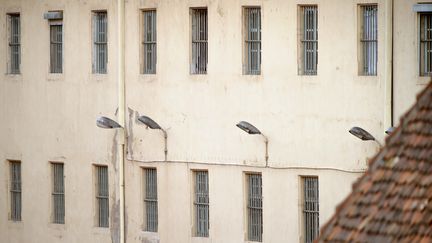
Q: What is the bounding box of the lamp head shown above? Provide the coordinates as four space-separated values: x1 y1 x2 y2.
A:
96 116 121 129
349 126 375 141
385 127 395 135
137 115 162 130
236 121 262 135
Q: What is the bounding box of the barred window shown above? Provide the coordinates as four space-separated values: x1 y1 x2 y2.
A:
420 13 432 76
92 11 107 74
247 173 262 242
302 177 319 243
143 10 156 74
299 6 318 75
50 21 63 73
10 161 21 221
143 168 158 232
8 14 20 74
52 163 65 224
244 7 261 75
191 8 208 74
360 5 378 76
95 165 109 227
193 171 209 237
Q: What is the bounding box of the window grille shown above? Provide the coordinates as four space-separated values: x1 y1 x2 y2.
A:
52 163 65 224
194 171 209 237
360 5 378 76
10 161 21 221
244 8 261 75
247 174 262 242
143 168 158 232
420 13 432 76
93 12 107 74
50 22 63 73
191 9 208 74
303 177 319 243
143 10 156 74
96 166 109 227
8 14 20 74
300 6 318 75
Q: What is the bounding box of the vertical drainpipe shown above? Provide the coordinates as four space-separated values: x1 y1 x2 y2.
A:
384 0 394 133
117 0 126 242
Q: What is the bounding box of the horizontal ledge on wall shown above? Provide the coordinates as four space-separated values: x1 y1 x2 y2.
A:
127 156 366 174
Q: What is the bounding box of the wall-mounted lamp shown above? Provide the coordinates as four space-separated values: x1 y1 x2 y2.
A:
349 126 382 147
137 115 168 161
96 116 122 129
385 126 395 135
236 121 269 166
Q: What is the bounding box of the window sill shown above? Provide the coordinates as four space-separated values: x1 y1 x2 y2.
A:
139 74 158 83
140 231 159 235
48 222 66 230
189 74 208 82
298 74 319 84
3 74 22 82
138 231 160 242
46 73 64 82
7 220 23 229
355 75 378 83
192 236 211 242
90 73 108 82
417 76 431 85
241 74 263 82
92 226 110 234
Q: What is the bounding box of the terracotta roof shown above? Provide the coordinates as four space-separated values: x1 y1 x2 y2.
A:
317 82 432 243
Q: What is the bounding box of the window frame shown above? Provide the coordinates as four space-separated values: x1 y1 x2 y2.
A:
143 167 158 232
49 19 63 74
92 11 108 74
142 9 157 74
300 176 319 243
298 5 318 76
9 160 22 221
51 162 65 224
7 13 20 74
192 170 209 237
95 165 109 228
243 6 262 75
358 4 378 76
190 7 208 75
245 172 263 242
419 12 432 76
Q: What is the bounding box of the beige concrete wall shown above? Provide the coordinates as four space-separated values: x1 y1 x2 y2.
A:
125 162 358 243
0 0 428 242
393 0 431 122
1 0 119 242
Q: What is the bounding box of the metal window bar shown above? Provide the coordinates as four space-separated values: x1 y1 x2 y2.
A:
244 8 261 75
52 163 65 224
93 12 107 74
144 168 158 232
143 10 156 74
50 24 63 73
191 9 208 74
420 13 432 76
247 174 262 242
8 14 20 74
301 6 318 75
361 5 378 76
96 166 109 227
194 171 209 237
10 161 21 221
303 177 319 243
